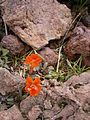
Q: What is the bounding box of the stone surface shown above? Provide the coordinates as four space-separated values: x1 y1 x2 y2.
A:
19 72 90 120
64 72 90 106
0 105 24 120
64 26 90 66
20 93 45 114
39 47 58 66
1 35 30 55
28 105 42 120
1 0 72 49
82 15 90 28
0 67 25 95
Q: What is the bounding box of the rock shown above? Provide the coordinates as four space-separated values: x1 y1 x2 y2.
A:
70 109 90 120
82 15 90 28
44 99 52 110
64 72 90 87
1 0 72 49
1 35 30 55
64 26 90 66
0 104 7 111
0 105 24 120
0 67 25 95
43 104 61 119
20 93 45 114
39 47 58 66
52 105 75 120
28 105 42 120
64 72 90 106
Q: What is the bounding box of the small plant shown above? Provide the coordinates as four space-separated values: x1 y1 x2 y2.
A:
65 56 90 80
0 46 10 68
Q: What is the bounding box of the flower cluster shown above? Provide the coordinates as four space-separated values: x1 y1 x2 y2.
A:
25 54 42 70
25 76 42 96
24 53 42 96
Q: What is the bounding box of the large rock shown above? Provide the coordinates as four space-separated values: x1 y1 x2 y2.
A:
64 26 90 66
1 35 30 55
1 0 72 49
0 68 25 95
0 105 24 120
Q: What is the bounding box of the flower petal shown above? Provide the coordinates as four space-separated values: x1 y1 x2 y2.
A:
34 77 41 85
25 54 42 69
25 86 31 92
24 55 31 64
26 76 33 86
30 86 39 96
35 84 42 92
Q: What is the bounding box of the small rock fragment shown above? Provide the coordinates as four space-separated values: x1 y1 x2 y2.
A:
1 35 30 55
0 105 24 120
0 67 25 95
28 105 42 120
39 47 58 66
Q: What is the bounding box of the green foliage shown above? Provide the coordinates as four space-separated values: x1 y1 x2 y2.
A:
45 55 90 82
0 46 10 68
65 56 90 79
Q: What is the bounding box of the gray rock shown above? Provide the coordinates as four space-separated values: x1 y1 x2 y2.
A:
0 105 24 120
0 67 25 95
1 0 72 49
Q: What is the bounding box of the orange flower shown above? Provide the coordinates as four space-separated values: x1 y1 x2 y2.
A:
25 54 42 69
25 76 42 96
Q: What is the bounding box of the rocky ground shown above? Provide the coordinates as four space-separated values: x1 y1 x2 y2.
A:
0 68 90 120
0 0 90 120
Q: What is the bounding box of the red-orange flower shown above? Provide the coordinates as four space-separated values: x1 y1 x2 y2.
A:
25 54 42 69
25 76 42 96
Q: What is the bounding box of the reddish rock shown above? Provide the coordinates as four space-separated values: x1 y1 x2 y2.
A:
1 0 72 49
28 105 42 120
64 72 90 106
20 93 45 114
64 26 90 66
0 105 24 120
39 47 58 66
1 35 30 55
0 67 25 95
